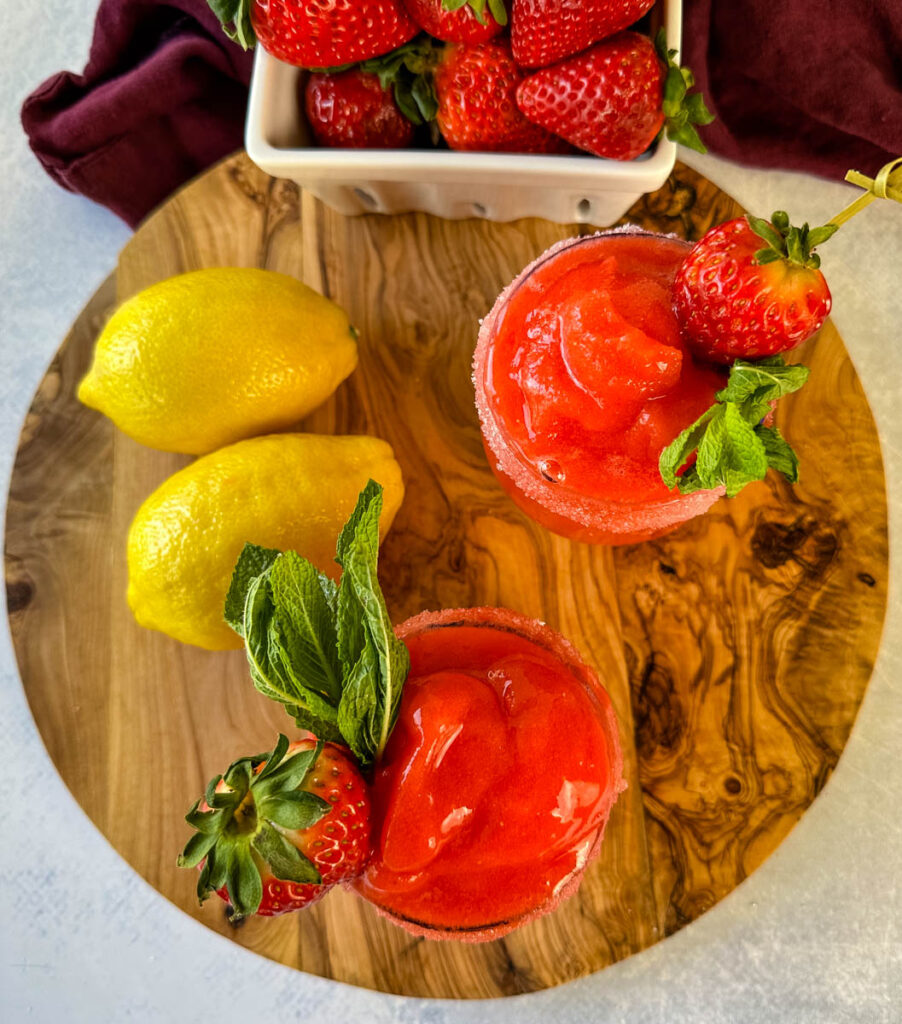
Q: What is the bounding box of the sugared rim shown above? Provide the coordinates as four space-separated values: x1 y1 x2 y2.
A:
471 229 721 535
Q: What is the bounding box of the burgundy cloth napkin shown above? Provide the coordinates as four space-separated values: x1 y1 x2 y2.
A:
22 0 253 227
683 0 902 181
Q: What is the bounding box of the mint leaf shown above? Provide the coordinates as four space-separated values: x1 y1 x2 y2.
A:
716 358 810 423
239 569 342 738
659 405 717 489
756 424 800 483
337 637 381 765
659 356 808 499
225 543 281 636
717 357 809 400
287 705 344 744
699 404 769 497
335 483 409 765
269 552 342 705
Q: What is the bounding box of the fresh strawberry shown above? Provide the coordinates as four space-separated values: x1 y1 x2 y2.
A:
403 0 507 43
672 213 835 363
517 30 714 160
179 733 371 919
306 70 415 148
435 39 573 153
511 0 655 68
208 0 418 67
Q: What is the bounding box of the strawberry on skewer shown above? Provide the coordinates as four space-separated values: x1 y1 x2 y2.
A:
673 213 836 364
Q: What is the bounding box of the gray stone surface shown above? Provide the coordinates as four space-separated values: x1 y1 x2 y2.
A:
2 4 900 1021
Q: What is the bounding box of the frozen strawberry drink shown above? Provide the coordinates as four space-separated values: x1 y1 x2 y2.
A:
354 607 624 941
473 229 727 544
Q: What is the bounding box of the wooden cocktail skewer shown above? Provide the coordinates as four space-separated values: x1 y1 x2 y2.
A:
827 156 902 228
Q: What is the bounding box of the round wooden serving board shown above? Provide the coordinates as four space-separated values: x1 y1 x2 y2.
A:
5 155 888 999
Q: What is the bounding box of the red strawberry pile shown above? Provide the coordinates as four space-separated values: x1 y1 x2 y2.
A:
211 0 713 156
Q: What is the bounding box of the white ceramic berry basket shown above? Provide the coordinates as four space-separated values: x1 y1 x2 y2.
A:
245 0 681 224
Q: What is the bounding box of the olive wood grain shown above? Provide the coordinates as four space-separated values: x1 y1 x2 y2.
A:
5 154 887 999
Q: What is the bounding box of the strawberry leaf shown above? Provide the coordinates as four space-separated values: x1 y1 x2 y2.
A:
178 830 219 869
252 823 322 885
807 224 839 248
207 0 256 50
655 29 714 154
226 845 263 919
748 215 786 255
659 356 808 498
255 734 290 780
487 0 508 25
359 38 440 126
750 212 839 269
258 791 331 831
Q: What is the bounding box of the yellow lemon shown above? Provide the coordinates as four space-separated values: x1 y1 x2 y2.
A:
127 434 404 650
79 268 358 454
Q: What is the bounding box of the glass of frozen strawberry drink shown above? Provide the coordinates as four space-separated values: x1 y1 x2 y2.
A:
353 606 624 942
473 228 728 544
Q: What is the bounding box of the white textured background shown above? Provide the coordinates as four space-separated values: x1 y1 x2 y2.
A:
2 4 901 1021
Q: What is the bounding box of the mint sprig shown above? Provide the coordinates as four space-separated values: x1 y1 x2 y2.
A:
224 482 409 768
659 356 809 498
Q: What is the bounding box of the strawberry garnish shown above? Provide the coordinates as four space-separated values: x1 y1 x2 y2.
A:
208 0 418 67
673 213 836 363
403 0 507 44
435 39 573 153
179 733 371 919
516 30 714 161
511 0 655 68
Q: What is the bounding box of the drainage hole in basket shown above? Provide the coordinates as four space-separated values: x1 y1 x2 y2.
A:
576 198 592 219
471 202 488 217
353 188 380 210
